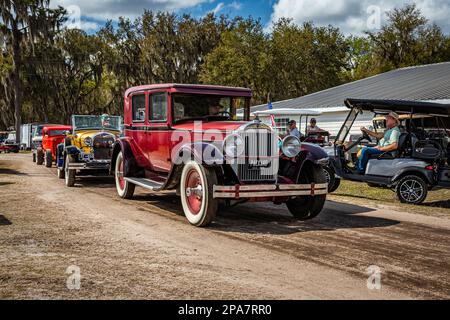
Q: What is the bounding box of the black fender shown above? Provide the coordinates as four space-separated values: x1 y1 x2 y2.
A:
302 142 328 163
110 138 143 177
56 143 65 168
391 168 434 185
65 145 80 156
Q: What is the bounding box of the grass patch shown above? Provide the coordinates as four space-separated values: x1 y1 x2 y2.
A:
331 180 450 216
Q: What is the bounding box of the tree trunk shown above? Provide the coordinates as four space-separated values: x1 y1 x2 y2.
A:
12 24 22 145
13 69 22 144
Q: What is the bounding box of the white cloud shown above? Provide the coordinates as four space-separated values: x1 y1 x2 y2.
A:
52 0 210 21
268 0 450 35
212 2 225 15
209 1 243 15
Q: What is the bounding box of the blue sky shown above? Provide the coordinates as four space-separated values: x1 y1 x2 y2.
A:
53 0 450 35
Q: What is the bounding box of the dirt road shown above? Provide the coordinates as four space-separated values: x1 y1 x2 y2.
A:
0 153 449 299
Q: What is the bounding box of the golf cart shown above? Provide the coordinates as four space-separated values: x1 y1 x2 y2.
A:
329 98 450 204
253 108 339 192
253 108 323 139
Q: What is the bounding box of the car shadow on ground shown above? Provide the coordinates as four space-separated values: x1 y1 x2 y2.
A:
0 167 26 175
74 176 115 188
424 200 450 208
0 215 12 226
130 193 400 235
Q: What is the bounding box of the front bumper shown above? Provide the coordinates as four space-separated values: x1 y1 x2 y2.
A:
213 183 328 199
67 160 110 170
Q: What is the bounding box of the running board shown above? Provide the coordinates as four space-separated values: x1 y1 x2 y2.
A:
124 177 164 191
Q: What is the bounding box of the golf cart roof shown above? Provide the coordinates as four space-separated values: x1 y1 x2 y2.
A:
373 114 435 121
253 108 322 116
345 98 450 116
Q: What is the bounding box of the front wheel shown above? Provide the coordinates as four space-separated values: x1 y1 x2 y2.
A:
57 167 65 179
115 151 135 199
286 164 327 220
32 152 36 162
64 154 76 187
396 175 428 205
180 161 218 227
36 148 44 165
44 150 52 168
323 166 340 193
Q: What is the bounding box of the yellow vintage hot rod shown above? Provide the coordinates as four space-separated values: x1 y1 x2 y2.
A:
56 114 122 187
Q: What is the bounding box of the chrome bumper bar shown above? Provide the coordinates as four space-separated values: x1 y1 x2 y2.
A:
213 183 328 199
67 161 110 170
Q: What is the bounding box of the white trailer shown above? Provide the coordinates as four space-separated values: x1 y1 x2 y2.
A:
20 123 34 150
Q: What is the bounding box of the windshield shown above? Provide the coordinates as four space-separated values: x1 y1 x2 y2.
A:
335 107 360 144
48 130 67 137
7 133 15 141
34 125 44 137
72 115 122 131
172 94 246 123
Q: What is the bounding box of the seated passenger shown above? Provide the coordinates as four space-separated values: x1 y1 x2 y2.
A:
208 105 221 116
287 120 303 139
356 112 400 173
307 118 321 133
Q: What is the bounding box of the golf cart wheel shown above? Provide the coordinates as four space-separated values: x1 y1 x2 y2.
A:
180 161 218 227
64 154 76 187
115 151 135 199
32 152 36 162
44 150 52 168
36 148 44 165
286 164 327 220
396 175 428 205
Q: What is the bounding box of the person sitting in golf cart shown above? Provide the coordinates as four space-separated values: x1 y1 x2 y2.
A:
287 120 303 139
307 118 322 133
356 111 401 173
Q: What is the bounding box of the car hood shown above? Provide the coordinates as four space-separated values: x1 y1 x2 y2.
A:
74 130 119 139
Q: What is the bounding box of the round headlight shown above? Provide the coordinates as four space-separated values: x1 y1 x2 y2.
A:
282 136 301 158
223 134 244 158
84 137 93 146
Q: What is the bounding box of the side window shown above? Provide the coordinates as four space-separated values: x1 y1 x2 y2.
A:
150 93 168 122
132 94 146 122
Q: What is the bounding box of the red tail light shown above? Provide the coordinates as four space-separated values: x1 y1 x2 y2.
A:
425 165 434 171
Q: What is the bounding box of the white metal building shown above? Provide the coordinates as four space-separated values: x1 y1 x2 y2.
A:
250 62 450 140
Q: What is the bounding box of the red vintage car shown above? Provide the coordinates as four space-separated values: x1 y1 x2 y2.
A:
40 125 72 167
111 84 329 227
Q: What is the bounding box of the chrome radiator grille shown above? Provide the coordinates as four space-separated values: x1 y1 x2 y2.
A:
237 128 278 182
93 134 114 160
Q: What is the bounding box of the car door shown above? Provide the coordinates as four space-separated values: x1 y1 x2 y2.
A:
128 92 150 167
148 91 171 172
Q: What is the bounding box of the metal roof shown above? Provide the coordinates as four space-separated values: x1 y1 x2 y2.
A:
251 62 450 112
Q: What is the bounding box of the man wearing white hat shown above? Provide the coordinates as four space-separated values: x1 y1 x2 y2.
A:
356 111 401 173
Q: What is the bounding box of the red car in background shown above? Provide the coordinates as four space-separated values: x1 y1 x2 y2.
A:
39 125 71 167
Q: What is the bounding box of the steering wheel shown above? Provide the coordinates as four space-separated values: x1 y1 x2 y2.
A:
218 111 232 118
362 131 372 143
344 132 372 152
